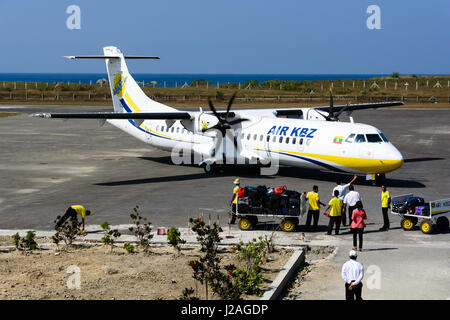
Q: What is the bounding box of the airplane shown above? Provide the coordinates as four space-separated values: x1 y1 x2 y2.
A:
33 46 404 185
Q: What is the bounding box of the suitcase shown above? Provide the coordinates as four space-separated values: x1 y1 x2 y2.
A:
251 207 264 215
415 205 430 216
238 204 249 213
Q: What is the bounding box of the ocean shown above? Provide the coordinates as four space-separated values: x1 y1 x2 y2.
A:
0 73 389 87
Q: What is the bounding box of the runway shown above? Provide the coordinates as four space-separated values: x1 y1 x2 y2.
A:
1 106 450 237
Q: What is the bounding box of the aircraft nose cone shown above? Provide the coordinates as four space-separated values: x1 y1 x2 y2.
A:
384 147 403 172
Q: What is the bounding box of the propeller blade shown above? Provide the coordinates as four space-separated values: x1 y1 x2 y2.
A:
329 87 334 119
225 92 237 121
208 99 225 125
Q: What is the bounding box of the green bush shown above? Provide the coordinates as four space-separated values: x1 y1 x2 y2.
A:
167 227 186 251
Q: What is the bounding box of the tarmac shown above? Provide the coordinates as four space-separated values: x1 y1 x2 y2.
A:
0 105 449 299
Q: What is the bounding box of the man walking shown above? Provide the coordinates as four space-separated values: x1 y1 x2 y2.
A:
229 178 241 224
379 184 391 231
322 190 343 235
343 185 362 226
341 250 364 300
304 185 326 232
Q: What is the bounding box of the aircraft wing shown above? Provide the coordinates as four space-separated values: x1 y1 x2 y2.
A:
31 112 193 120
313 101 404 113
275 101 404 117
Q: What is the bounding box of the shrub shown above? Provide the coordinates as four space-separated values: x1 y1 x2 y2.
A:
167 227 186 252
101 221 121 252
124 242 135 254
53 215 82 247
12 231 38 253
128 206 153 253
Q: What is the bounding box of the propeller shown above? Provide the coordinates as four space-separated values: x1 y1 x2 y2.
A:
202 93 248 159
202 92 248 137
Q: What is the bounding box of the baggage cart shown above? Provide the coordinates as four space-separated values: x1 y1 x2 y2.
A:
234 186 307 232
391 194 450 234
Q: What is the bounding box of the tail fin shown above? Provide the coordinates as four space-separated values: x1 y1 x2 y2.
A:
100 46 176 113
66 47 171 112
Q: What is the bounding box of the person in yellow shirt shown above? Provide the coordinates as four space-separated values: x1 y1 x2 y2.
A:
229 178 241 224
304 185 326 232
379 185 391 231
55 205 91 234
323 190 344 235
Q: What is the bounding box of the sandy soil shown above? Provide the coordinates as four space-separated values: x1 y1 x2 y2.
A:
0 236 292 300
283 246 339 300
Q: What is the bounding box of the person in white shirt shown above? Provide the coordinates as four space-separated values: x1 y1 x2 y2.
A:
343 185 362 226
332 175 357 223
341 250 364 300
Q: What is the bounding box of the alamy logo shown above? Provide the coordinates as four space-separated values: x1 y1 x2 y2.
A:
66 5 81 30
366 5 381 30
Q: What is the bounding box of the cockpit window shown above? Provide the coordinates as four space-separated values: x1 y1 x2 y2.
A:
379 132 389 142
366 134 383 143
345 134 356 143
354 134 366 143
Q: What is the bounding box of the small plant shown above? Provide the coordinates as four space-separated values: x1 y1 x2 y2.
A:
392 72 400 78
53 215 82 247
128 206 153 253
179 287 199 300
101 221 121 252
167 227 186 252
124 242 135 254
12 231 38 253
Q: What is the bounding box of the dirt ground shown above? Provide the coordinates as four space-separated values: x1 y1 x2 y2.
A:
0 236 292 300
283 246 338 300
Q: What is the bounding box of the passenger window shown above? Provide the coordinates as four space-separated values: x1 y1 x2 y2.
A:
171 127 174 133
345 134 356 143
355 134 366 143
285 137 290 144
266 135 270 142
166 127 170 132
272 136 276 143
156 125 160 131
366 134 382 143
176 128 180 133
292 138 296 144
299 138 303 145
260 135 263 141
253 134 257 141
279 137 283 143
161 126 165 132
247 134 251 140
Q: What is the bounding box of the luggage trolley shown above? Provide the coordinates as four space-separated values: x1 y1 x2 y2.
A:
235 186 307 232
391 194 450 234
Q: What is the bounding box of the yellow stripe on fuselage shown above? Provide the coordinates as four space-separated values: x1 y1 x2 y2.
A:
261 148 403 174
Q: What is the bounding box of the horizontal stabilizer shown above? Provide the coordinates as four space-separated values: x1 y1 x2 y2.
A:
63 56 160 60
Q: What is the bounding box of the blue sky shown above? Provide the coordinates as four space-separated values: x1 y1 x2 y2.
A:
1 0 449 74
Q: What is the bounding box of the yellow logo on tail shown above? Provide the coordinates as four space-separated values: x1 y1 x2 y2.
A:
113 72 126 98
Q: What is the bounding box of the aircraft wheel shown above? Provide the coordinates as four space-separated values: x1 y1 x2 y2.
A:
436 217 449 233
203 162 217 175
420 220 435 234
401 217 417 231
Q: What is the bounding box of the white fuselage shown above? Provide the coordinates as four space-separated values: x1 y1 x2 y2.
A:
107 113 403 175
